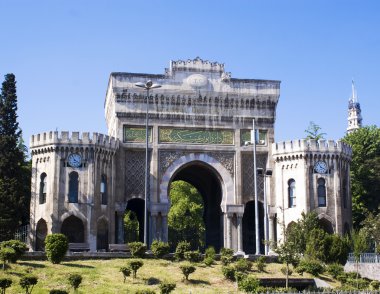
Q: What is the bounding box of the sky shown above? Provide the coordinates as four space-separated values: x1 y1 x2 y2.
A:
1 0 379 148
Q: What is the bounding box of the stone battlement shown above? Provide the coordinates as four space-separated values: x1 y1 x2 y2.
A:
30 131 119 150
272 139 352 157
169 57 225 73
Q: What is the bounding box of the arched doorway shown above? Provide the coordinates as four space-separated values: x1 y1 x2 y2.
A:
126 198 145 243
35 219 47 251
97 218 109 251
61 215 85 243
169 161 223 251
318 218 334 234
242 200 264 254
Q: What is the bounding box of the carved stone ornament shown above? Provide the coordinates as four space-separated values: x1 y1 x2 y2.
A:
186 74 208 88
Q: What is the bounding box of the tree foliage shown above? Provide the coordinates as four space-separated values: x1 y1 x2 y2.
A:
304 121 326 140
44 234 68 264
123 210 139 243
168 181 205 249
343 126 380 227
0 74 30 241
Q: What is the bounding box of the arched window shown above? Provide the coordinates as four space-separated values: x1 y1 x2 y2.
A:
101 175 107 205
288 179 296 208
68 172 79 203
39 173 47 204
317 178 326 207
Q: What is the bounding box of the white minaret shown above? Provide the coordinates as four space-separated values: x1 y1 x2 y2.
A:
347 80 363 133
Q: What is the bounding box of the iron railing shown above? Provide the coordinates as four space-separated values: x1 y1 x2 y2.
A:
14 224 29 243
348 253 380 263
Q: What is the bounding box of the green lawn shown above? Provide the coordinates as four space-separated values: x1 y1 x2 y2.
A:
0 258 328 294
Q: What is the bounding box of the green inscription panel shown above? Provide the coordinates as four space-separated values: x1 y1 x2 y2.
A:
159 128 234 145
241 130 267 146
124 126 152 143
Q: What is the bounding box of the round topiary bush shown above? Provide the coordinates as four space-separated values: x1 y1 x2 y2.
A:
298 259 324 277
0 240 28 263
179 263 196 281
128 242 146 258
0 277 12 293
237 274 260 293
220 248 234 265
68 274 82 290
128 259 144 279
151 240 170 258
326 263 344 279
222 265 236 281
256 256 267 272
44 234 68 264
120 266 131 283
174 241 191 261
184 250 202 263
19 275 38 294
204 246 216 260
234 258 252 272
0 247 16 270
159 281 176 294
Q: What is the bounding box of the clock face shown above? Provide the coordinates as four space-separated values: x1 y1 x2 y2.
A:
314 161 328 174
68 153 82 168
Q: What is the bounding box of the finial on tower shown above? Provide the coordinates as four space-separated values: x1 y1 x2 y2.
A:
351 79 358 103
347 79 363 134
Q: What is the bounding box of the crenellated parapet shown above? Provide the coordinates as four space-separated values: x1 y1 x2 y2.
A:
272 139 352 162
169 57 225 73
30 131 119 155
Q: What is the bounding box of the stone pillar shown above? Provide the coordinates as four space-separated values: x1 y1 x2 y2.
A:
236 214 244 254
268 214 275 253
226 214 232 248
117 211 124 244
151 213 158 242
162 214 168 242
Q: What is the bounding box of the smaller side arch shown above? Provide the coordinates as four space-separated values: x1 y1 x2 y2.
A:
35 218 48 251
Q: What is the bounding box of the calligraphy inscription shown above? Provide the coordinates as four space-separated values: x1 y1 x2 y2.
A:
159 128 234 145
124 126 152 143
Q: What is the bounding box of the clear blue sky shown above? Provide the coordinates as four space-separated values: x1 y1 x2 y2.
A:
1 0 379 148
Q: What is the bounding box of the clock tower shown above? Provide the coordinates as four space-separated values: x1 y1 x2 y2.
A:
347 81 363 134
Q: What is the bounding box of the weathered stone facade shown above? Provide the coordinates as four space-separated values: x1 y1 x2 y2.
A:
28 58 352 253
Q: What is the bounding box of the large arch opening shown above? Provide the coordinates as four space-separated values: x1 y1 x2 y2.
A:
97 218 109 251
61 215 85 243
126 198 145 243
242 200 264 254
35 218 47 251
169 161 223 251
318 218 334 234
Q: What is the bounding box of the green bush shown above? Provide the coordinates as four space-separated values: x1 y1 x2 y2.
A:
297 259 324 277
128 242 146 258
326 263 344 279
151 240 170 258
280 266 293 276
237 274 260 293
220 248 234 266
0 277 12 293
128 259 144 279
174 241 191 261
256 256 266 272
326 234 350 264
68 274 82 290
204 256 214 266
0 247 16 270
345 278 370 289
234 258 252 272
179 263 196 281
159 281 176 294
120 266 131 283
49 290 68 294
124 211 139 243
134 289 156 294
44 234 68 264
370 280 380 290
0 240 28 263
19 275 38 294
184 250 202 263
205 246 216 260
222 265 236 281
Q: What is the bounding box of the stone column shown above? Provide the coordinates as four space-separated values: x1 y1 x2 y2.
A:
117 211 124 244
236 214 244 254
226 214 232 249
268 214 275 253
151 212 158 242
161 214 168 243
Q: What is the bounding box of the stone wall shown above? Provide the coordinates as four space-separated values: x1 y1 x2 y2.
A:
344 262 380 281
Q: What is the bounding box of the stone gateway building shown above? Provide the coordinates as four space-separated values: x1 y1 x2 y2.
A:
28 58 352 254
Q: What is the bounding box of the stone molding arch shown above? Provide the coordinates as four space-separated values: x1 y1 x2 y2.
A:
159 153 234 206
317 213 335 233
97 215 109 224
60 210 87 225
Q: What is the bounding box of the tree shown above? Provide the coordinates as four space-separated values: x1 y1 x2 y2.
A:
273 240 300 289
123 210 139 243
168 181 205 249
0 74 27 241
351 229 369 288
361 212 380 252
342 126 380 227
304 121 326 140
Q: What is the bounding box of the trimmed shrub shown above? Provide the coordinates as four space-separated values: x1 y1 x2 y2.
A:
174 241 191 261
49 290 68 294
0 247 16 270
0 240 28 263
128 259 144 279
159 281 176 294
184 250 202 263
220 248 234 266
179 263 196 281
0 277 12 293
281 266 293 276
128 242 146 258
68 274 82 290
205 246 216 260
370 280 380 290
326 263 344 279
256 256 267 272
120 266 131 283
297 259 324 277
204 256 214 266
45 234 68 264
19 275 38 294
134 289 156 294
234 258 252 272
237 274 260 293
222 265 236 281
345 278 370 290
151 240 170 258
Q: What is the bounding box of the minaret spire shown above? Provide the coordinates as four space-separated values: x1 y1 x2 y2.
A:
347 80 363 133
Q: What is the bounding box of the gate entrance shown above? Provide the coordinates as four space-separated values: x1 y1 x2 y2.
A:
170 162 223 251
